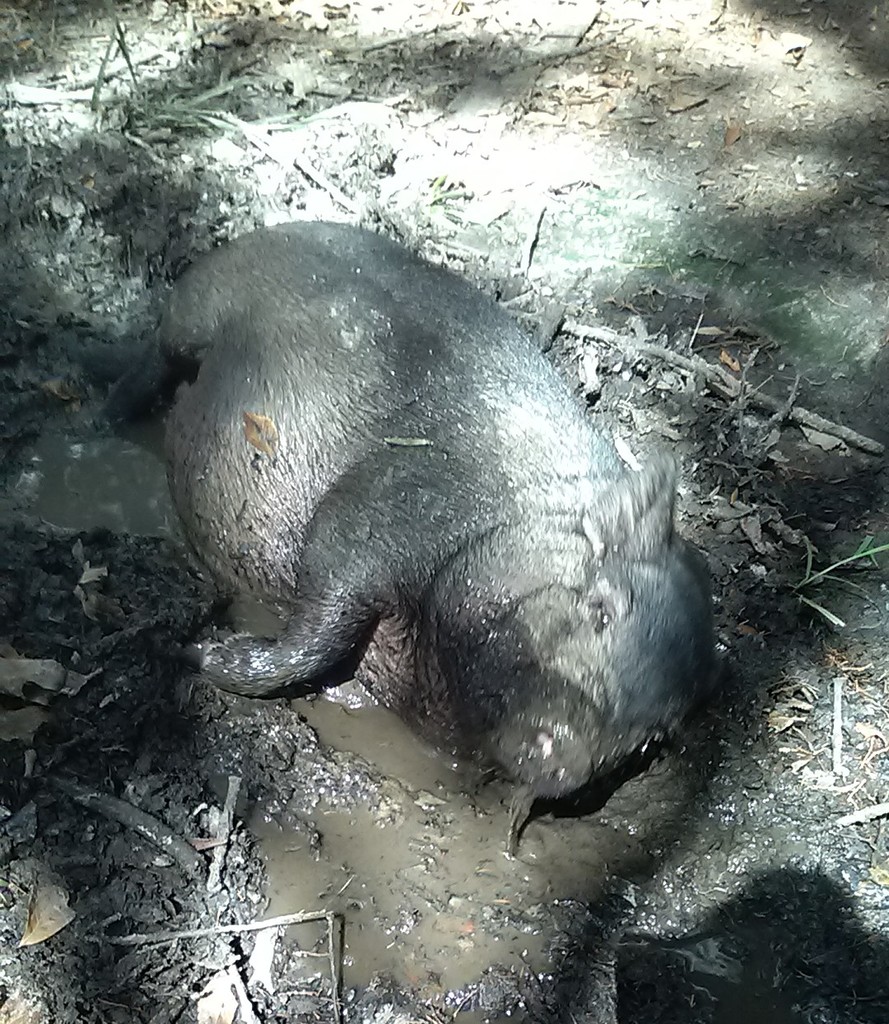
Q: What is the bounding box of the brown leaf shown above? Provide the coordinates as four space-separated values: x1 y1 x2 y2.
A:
19 879 75 946
723 122 743 148
719 349 741 373
39 379 80 402
243 411 279 458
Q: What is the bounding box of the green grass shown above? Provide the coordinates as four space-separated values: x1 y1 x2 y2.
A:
793 535 889 627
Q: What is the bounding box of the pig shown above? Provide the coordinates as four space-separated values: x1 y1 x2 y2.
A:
154 220 716 847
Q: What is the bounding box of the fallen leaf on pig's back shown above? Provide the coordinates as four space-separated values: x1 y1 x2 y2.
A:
243 411 279 457
19 879 75 946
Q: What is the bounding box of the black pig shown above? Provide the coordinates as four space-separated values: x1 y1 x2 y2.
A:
157 221 716 846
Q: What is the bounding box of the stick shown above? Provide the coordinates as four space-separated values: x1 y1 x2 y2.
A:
91 19 120 112
832 676 844 777
328 909 344 1024
106 910 343 946
563 319 885 456
51 777 204 877
520 202 546 276
837 802 889 827
207 775 241 895
108 909 346 1021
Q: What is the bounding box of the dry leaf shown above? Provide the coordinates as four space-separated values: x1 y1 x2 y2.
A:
868 863 889 888
719 349 741 372
780 32 812 56
800 426 846 453
248 927 278 994
855 722 887 744
19 879 75 946
197 969 238 1024
0 706 50 743
78 563 108 585
243 411 279 458
768 711 803 734
39 379 80 402
0 658 68 700
74 585 126 625
723 122 743 147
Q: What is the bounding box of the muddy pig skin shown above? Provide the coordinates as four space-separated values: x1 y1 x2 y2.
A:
162 220 716 819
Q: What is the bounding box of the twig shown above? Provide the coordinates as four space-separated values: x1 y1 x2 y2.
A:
4 83 95 105
328 907 344 1024
112 14 139 90
520 202 546 276
226 115 357 213
50 777 204 877
107 909 345 1021
563 319 885 456
837 802 889 827
106 909 342 946
91 22 120 112
832 676 845 777
207 775 241 895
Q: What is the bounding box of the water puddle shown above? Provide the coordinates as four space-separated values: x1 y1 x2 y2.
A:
12 427 177 537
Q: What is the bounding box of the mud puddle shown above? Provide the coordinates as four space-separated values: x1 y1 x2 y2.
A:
14 434 813 1021
251 695 593 994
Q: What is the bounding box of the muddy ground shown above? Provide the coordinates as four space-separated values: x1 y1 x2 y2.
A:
1 1 889 1022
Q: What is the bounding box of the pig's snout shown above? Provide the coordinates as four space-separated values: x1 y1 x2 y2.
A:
492 716 595 799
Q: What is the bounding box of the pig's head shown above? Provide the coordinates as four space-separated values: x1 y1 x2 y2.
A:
432 456 716 803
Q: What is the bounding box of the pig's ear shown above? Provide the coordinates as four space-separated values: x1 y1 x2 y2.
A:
581 455 678 561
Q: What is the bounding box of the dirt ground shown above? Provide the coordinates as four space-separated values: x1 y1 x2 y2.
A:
1 1 889 1022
